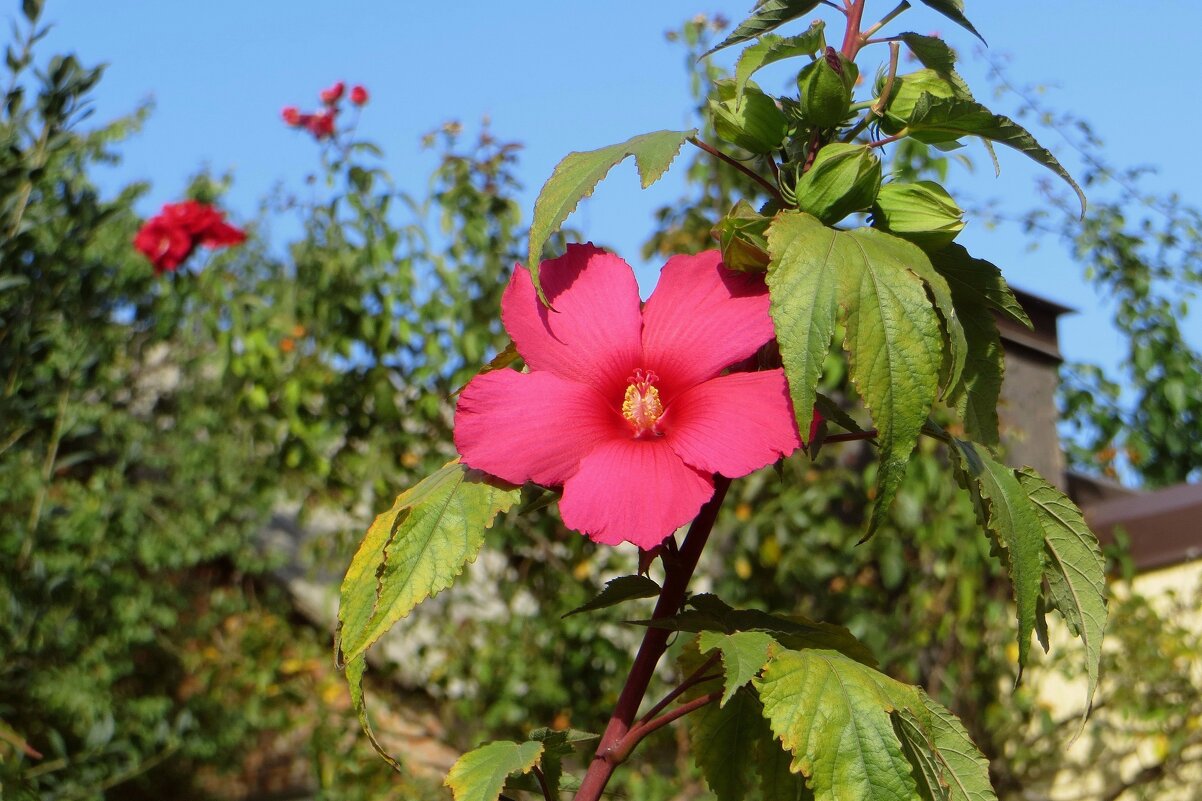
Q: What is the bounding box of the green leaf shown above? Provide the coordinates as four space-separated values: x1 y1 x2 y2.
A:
688 685 768 801
898 32 957 73
563 574 661 618
522 728 598 800
527 129 695 302
814 391 868 436
892 710 949 801
445 740 544 801
904 95 1086 216
337 460 520 665
768 213 945 537
1016 468 1108 717
949 440 1045 669
734 24 827 103
642 593 878 666
698 630 778 706
757 728 813 801
702 0 823 58
918 690 997 801
929 245 1017 445
913 0 986 43
929 244 1031 329
757 649 922 801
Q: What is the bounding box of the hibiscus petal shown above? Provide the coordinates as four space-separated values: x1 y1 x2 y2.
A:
664 370 800 477
640 250 775 399
559 438 714 549
454 369 626 486
503 243 642 397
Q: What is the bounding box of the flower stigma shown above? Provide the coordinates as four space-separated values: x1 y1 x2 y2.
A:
621 368 664 437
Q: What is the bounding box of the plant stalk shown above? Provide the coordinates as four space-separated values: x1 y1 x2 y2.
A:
573 475 732 801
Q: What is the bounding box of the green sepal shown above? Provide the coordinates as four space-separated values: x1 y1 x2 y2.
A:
872 180 966 250
712 199 773 272
790 143 881 225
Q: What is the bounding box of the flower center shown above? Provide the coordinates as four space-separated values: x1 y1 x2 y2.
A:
621 368 664 437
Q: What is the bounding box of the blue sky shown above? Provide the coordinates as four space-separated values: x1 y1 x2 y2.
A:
36 1 1202 378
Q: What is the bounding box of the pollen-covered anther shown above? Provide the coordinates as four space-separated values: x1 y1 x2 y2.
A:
621 368 664 436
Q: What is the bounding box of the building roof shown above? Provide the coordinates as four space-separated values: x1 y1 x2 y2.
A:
1084 480 1202 572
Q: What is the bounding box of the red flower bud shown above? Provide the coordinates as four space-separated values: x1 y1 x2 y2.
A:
349 85 368 106
281 106 301 126
319 81 345 105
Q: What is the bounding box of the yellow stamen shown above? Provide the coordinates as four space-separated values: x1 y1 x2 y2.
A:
621 369 664 435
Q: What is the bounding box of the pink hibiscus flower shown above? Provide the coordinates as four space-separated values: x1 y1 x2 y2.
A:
454 244 801 549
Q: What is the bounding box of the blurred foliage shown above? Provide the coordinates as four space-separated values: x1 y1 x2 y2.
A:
984 75 1202 488
2 6 1199 801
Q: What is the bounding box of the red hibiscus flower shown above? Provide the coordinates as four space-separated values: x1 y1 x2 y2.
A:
133 216 194 274
349 85 369 106
305 109 337 139
319 81 345 105
454 244 801 548
134 201 245 273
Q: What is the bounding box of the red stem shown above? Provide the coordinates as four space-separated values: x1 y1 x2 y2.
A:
608 690 724 763
573 476 732 801
840 0 867 59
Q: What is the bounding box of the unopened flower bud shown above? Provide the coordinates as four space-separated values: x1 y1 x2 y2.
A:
708 80 788 155
871 180 965 249
797 47 856 128
281 106 301 126
791 143 881 225
350 85 369 106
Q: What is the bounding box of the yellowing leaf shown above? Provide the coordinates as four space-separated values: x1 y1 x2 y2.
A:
338 461 520 765
445 740 544 801
698 630 777 706
757 649 922 801
338 460 520 665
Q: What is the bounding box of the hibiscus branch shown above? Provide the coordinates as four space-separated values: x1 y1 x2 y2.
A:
574 476 733 801
607 690 724 764
635 653 721 728
531 765 553 801
824 428 879 443
687 137 785 205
